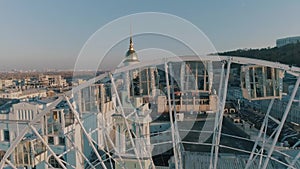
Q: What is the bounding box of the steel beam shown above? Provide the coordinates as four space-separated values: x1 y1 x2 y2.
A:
65 135 95 169
245 99 274 168
213 60 231 169
29 125 67 169
209 61 225 169
288 150 300 169
65 96 108 169
262 75 300 169
0 96 63 168
4 159 17 169
170 63 183 169
165 62 180 169
109 73 144 169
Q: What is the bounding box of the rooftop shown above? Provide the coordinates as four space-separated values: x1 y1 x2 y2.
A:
0 99 19 114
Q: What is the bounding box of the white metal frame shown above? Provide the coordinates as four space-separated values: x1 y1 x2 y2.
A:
1 55 300 169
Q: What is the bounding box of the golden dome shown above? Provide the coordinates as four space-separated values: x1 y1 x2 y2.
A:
124 36 140 64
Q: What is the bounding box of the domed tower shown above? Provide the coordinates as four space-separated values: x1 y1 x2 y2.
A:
121 36 140 102
123 36 140 66
113 35 153 169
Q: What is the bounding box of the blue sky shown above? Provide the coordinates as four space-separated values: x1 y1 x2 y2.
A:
0 0 299 71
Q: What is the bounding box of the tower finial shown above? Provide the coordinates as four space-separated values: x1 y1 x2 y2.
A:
129 24 134 50
130 22 132 37
124 23 139 64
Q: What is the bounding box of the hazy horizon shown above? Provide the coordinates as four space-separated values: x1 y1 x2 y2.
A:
1 1 300 71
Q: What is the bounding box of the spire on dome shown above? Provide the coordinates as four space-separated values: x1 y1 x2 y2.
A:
129 36 134 51
123 28 139 65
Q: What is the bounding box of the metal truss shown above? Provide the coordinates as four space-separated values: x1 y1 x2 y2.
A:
1 55 300 169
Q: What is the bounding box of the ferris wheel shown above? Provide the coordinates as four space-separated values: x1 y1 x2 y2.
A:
0 55 300 169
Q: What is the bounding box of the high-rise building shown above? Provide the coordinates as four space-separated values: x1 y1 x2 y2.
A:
276 36 300 47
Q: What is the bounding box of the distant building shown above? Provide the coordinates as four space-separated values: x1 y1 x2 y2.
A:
0 88 46 100
39 74 67 87
276 36 300 47
0 90 22 99
0 79 13 89
11 102 42 121
0 101 46 154
0 93 115 168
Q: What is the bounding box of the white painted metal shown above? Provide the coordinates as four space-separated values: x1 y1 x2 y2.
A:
107 56 300 77
109 73 145 169
213 60 231 169
245 98 274 169
209 61 225 169
4 159 17 169
288 149 300 169
99 113 127 169
29 125 67 169
1 55 300 169
268 114 281 125
262 75 300 169
0 96 63 168
170 63 184 169
65 135 96 169
165 62 180 169
65 96 108 169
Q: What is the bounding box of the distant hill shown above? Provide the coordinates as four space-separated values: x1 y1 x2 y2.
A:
218 42 300 67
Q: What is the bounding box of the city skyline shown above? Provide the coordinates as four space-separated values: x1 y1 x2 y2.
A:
1 1 300 71
1 2 300 168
